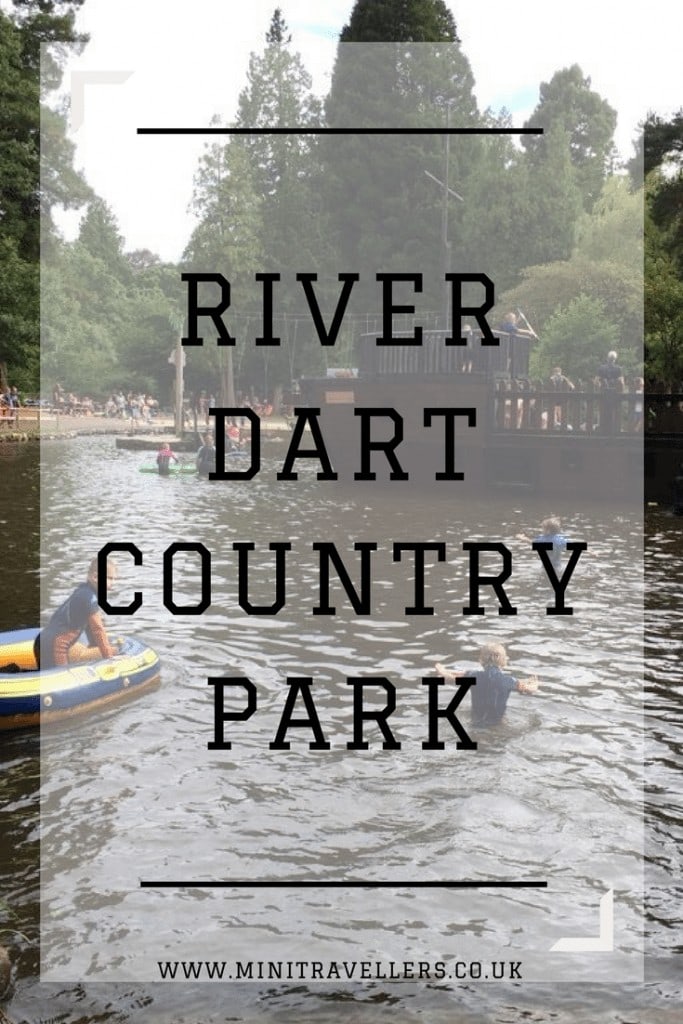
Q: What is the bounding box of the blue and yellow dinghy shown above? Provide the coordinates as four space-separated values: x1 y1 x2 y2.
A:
0 628 161 731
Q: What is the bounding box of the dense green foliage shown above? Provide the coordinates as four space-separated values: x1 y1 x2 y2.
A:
42 198 184 398
340 0 458 42
638 110 683 388
522 65 617 212
322 10 482 313
11 0 681 404
502 177 642 381
0 0 89 391
182 9 327 402
531 295 620 384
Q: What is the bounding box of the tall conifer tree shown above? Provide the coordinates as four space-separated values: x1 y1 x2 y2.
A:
0 0 90 390
321 1 479 317
339 0 459 42
522 65 617 212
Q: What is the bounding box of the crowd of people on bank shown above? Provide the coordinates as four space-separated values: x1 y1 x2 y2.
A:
0 385 22 425
103 392 160 421
189 390 275 427
48 383 163 420
44 384 280 424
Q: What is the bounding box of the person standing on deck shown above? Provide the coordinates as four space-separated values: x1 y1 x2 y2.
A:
596 351 625 433
549 367 575 429
597 351 624 390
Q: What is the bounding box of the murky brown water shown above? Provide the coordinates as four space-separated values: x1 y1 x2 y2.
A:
0 437 679 1022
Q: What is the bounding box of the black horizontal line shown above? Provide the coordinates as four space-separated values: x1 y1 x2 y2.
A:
137 127 542 137
140 879 547 890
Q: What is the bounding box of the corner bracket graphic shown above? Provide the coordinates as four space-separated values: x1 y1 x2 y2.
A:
551 889 614 952
70 71 133 132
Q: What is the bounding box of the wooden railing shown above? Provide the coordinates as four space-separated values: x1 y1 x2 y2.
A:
0 407 42 428
0 408 20 428
492 381 644 437
357 330 531 378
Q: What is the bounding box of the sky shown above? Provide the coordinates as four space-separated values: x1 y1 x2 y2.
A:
53 0 683 262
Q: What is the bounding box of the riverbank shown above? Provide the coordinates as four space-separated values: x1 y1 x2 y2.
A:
1 409 166 441
0 410 292 443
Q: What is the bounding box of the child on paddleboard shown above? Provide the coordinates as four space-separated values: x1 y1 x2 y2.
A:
156 441 179 476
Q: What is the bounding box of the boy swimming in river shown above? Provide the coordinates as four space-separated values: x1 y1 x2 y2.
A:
435 642 539 727
516 516 570 572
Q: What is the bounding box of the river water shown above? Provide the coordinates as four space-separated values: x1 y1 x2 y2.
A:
0 435 680 1022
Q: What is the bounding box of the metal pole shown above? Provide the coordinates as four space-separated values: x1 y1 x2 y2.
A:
423 101 463 335
442 106 451 332
174 331 184 437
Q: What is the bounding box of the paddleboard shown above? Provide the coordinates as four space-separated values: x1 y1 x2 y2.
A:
138 464 196 475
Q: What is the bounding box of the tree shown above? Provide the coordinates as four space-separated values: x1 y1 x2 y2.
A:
78 198 131 282
635 109 683 178
43 221 185 399
340 0 459 42
531 294 620 383
322 6 479 317
184 134 264 404
523 65 617 212
41 240 125 394
9 0 87 72
516 124 584 270
500 175 643 378
1 0 90 259
126 249 162 273
633 111 683 386
0 0 90 391
235 8 323 271
573 175 643 264
638 110 683 272
645 247 683 389
0 235 39 391
185 10 332 400
114 264 184 398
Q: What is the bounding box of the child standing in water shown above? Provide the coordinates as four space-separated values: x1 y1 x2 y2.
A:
435 642 540 727
156 441 179 476
517 516 569 571
196 432 216 477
